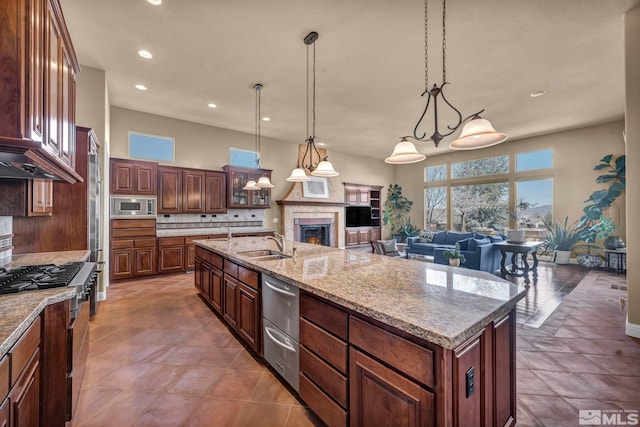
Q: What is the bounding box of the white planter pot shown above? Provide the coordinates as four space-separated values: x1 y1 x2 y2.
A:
554 250 571 264
507 230 526 243
448 258 460 267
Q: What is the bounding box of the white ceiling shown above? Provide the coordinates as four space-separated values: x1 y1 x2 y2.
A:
60 0 634 161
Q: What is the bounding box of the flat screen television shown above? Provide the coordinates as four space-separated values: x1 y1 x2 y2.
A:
346 206 372 227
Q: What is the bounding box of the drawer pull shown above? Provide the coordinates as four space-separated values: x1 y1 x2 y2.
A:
265 326 297 352
264 280 296 297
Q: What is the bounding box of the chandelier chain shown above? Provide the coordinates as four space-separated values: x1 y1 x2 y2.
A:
442 0 447 83
256 84 261 167
306 45 310 139
312 42 317 138
424 0 429 91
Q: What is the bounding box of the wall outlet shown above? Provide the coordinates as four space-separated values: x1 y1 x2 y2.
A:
273 218 278 223
465 367 475 398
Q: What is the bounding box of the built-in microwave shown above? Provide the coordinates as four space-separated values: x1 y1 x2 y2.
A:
110 195 157 218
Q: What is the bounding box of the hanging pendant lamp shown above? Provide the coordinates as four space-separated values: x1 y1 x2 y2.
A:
245 84 274 190
387 0 507 162
287 31 338 181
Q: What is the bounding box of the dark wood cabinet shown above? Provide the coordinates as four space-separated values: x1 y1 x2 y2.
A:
157 166 182 213
205 172 227 213
110 158 157 195
210 265 224 314
9 352 40 427
0 179 52 217
110 219 157 280
0 0 81 183
134 242 156 276
222 275 239 328
111 247 133 279
237 282 260 349
223 165 272 209
158 237 184 274
350 348 433 427
183 169 205 213
0 398 8 427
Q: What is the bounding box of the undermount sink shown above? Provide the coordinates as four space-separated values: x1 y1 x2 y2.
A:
237 250 291 260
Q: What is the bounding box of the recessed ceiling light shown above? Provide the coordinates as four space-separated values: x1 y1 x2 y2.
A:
530 90 546 98
261 117 270 122
316 142 327 147
147 0 162 5
138 50 152 59
207 103 217 109
135 84 148 91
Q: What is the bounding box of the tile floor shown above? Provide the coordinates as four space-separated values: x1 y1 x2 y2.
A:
72 263 639 427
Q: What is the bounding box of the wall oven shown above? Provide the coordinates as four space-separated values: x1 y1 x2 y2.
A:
110 195 157 218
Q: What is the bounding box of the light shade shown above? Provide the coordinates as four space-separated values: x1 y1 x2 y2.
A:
311 160 339 177
242 180 260 191
450 118 508 150
286 168 310 182
256 176 274 188
385 137 426 164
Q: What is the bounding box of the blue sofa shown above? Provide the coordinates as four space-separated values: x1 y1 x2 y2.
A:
407 231 510 273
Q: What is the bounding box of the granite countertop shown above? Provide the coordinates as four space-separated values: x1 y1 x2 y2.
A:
0 250 90 357
195 237 527 349
157 227 275 237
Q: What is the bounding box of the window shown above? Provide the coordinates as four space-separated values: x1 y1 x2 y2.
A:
452 183 509 232
516 179 553 230
426 165 446 182
516 149 552 172
129 132 174 162
452 155 508 179
425 187 447 230
229 148 259 167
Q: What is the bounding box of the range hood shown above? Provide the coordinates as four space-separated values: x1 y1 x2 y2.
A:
0 147 82 182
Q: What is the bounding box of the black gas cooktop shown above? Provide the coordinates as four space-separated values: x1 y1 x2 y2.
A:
0 262 84 295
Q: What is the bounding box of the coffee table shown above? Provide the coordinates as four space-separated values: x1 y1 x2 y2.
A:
494 241 544 285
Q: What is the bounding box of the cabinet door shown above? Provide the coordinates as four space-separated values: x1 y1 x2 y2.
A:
194 259 203 293
111 161 136 194
357 229 371 245
345 230 360 246
134 247 156 276
210 266 224 314
0 398 8 427
9 352 40 427
110 248 133 279
201 262 212 301
45 1 62 158
346 188 359 204
227 169 251 208
59 41 76 168
493 312 515 427
237 282 260 352
358 188 370 205
158 245 184 273
183 170 205 213
223 275 238 328
27 0 45 142
205 172 226 213
158 167 182 213
350 348 434 427
370 228 381 241
250 170 271 208
185 243 196 271
28 179 53 216
135 163 157 195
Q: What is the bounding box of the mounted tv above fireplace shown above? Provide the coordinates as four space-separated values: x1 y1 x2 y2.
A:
345 206 372 227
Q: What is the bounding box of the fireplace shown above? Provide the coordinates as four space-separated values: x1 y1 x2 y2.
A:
294 218 334 247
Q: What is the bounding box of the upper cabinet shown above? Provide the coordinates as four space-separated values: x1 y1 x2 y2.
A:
0 0 82 182
110 158 157 195
157 166 227 214
223 165 271 209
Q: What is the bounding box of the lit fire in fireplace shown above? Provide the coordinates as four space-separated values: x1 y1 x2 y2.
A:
306 236 323 245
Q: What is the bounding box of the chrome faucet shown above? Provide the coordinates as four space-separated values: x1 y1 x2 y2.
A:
266 233 285 253
227 228 233 241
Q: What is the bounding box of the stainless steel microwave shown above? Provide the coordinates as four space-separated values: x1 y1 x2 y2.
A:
110 195 157 218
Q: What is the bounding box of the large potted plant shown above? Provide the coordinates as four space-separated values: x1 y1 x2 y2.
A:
383 184 414 242
544 217 583 264
575 215 615 268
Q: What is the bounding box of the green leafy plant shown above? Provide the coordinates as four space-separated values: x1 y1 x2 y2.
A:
401 222 421 240
544 216 583 253
580 154 625 223
383 184 414 238
577 215 616 254
442 243 466 263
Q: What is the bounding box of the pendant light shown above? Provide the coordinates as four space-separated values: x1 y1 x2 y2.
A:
386 0 507 164
287 31 339 182
244 83 274 190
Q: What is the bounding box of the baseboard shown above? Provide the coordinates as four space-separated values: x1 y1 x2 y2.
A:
626 316 640 338
98 290 107 302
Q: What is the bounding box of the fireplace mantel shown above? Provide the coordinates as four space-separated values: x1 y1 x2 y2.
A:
276 200 349 207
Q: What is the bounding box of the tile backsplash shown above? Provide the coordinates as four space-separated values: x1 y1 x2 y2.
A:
155 209 266 226
0 216 13 264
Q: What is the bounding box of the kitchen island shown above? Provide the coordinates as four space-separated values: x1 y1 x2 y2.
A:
194 237 527 427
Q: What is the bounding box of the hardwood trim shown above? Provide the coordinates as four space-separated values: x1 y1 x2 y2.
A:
276 200 349 207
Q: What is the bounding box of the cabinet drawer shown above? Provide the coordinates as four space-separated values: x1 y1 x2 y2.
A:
0 356 8 400
224 259 239 278
111 239 134 249
135 238 156 248
158 237 185 246
300 293 348 340
350 316 434 388
300 318 347 374
111 219 156 229
300 345 348 408
195 247 223 269
111 227 156 238
10 317 41 386
68 301 90 372
300 373 347 427
239 266 258 289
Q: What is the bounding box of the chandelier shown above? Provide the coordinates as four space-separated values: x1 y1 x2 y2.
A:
243 83 274 191
385 0 507 164
287 31 339 182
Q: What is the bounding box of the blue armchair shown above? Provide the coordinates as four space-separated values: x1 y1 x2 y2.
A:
433 236 509 273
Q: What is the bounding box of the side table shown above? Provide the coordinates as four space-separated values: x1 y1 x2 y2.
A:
494 240 544 285
604 249 627 275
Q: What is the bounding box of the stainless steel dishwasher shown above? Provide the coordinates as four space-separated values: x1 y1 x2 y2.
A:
262 273 299 391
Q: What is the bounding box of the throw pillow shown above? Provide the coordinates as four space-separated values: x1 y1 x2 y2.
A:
416 238 432 243
382 239 398 253
419 230 435 241
468 237 491 251
457 238 471 251
431 231 447 244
